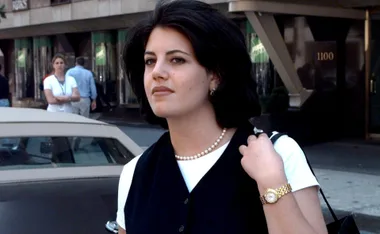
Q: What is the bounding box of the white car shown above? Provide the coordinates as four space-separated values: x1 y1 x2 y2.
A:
0 107 142 234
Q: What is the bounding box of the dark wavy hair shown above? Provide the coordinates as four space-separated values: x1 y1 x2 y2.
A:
122 0 261 129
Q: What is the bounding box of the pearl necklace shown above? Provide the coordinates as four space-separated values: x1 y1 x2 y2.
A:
175 128 227 161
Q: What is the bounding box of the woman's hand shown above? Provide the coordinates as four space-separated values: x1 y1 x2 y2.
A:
239 134 287 189
55 96 70 103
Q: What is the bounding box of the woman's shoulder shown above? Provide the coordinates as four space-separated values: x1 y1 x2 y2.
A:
119 154 142 184
272 133 305 163
272 134 300 152
272 133 319 191
44 75 55 82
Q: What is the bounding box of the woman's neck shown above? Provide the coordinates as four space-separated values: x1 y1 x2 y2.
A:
54 72 65 80
167 106 235 157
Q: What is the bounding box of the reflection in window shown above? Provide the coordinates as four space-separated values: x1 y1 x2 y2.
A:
15 38 34 99
0 136 135 170
117 29 138 106
248 31 272 97
33 36 53 101
92 31 118 106
284 16 342 92
246 22 279 113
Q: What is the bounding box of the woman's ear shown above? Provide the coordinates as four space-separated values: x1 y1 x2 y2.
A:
209 72 220 92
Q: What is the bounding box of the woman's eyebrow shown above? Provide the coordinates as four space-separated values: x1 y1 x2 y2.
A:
144 50 191 56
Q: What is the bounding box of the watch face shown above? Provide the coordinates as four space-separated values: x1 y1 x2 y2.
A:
265 191 278 204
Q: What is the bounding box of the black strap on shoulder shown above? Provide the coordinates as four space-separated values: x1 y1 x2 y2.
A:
268 132 339 222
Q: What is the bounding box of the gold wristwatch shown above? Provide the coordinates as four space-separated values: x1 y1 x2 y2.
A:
260 183 292 205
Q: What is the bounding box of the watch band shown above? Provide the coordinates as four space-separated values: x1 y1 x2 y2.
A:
260 183 292 205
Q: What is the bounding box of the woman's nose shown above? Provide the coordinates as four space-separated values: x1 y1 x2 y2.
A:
152 61 169 80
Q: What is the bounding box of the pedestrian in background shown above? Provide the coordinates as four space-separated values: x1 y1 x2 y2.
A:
43 53 80 113
66 57 97 118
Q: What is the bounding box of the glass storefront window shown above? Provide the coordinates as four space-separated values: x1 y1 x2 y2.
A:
117 29 138 106
247 22 272 98
282 15 365 139
246 22 287 114
33 36 53 101
15 38 34 100
283 17 340 92
92 31 118 106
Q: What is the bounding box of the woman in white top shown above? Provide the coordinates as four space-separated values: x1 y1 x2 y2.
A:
44 53 80 113
117 1 327 234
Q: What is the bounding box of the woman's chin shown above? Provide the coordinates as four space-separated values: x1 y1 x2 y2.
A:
152 106 178 119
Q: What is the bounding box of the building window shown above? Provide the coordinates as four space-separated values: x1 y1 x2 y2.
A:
14 38 34 100
246 21 286 114
51 0 71 5
12 0 29 11
92 31 118 106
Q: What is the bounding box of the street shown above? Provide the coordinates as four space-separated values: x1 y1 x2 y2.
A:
119 125 380 233
118 125 165 149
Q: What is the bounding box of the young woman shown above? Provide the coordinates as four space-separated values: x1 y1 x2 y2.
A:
43 53 80 113
117 1 327 233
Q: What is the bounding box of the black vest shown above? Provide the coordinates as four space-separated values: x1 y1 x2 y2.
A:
124 124 268 234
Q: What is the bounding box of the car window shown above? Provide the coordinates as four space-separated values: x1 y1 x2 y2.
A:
0 136 135 170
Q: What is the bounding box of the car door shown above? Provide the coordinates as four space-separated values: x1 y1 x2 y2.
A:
0 135 137 234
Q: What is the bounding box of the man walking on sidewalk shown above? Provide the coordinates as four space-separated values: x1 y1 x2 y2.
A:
0 65 10 107
66 57 97 117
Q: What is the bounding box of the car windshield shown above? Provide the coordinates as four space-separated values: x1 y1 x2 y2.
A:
0 136 135 170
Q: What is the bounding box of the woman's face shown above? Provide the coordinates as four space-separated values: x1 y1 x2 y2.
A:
144 27 218 119
53 58 65 73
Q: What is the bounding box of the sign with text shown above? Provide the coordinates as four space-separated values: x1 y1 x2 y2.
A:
317 51 334 61
308 41 337 65
299 41 338 91
12 0 28 11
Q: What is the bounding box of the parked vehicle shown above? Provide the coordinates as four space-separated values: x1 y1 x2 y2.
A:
0 107 142 234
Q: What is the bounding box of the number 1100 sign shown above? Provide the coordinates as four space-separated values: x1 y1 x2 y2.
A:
317 52 334 61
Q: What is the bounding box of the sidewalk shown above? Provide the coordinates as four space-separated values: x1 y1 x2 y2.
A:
304 141 380 176
303 142 380 232
314 168 380 232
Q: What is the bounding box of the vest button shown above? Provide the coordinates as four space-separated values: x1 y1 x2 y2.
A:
184 198 189 204
178 225 185 232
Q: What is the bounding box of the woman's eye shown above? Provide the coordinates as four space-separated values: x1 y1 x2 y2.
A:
145 59 155 65
172 58 185 64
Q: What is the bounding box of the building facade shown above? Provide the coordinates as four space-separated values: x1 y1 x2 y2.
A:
0 0 380 142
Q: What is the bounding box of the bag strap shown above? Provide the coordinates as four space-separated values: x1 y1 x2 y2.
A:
269 132 339 222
